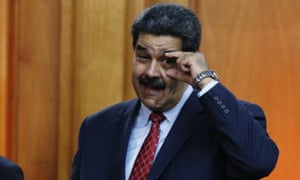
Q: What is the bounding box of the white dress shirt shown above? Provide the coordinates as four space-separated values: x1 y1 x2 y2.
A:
125 81 218 180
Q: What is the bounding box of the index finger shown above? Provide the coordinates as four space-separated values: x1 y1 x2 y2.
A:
164 51 182 58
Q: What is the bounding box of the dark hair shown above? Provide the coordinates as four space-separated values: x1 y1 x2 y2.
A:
131 3 201 51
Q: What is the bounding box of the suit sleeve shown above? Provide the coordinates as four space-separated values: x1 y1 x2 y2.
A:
200 83 279 179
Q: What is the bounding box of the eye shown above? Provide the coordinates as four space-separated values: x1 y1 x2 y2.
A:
136 54 151 62
164 58 176 64
161 57 177 68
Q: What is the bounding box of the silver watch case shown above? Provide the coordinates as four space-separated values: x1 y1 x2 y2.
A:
193 70 219 89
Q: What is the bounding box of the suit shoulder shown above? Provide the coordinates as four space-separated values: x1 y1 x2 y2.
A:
0 156 23 177
83 98 139 126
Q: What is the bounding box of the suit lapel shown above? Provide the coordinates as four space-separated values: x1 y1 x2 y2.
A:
147 92 204 180
107 99 141 180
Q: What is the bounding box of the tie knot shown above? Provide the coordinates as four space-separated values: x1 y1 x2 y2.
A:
150 112 165 123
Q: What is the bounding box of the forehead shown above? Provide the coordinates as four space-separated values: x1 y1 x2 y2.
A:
136 33 182 53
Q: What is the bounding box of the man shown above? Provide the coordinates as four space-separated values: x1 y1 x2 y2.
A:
0 156 24 180
71 3 278 180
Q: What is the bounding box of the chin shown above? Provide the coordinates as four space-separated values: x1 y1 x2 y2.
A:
141 98 164 111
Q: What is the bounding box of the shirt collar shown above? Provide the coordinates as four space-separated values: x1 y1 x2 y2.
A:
140 85 193 126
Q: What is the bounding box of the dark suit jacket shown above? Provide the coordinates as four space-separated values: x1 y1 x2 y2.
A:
71 83 279 180
0 156 24 180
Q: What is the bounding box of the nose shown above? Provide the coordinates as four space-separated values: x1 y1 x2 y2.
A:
145 60 161 77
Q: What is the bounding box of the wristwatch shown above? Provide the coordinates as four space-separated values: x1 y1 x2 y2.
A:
193 70 219 89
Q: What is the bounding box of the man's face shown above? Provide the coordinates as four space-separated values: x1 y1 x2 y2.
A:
132 33 187 112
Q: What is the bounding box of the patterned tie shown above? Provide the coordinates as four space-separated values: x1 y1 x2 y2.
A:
129 112 165 180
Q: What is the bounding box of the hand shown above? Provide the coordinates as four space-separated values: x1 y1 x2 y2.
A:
164 51 212 87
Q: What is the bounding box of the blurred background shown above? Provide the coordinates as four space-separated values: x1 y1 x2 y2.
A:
0 0 299 179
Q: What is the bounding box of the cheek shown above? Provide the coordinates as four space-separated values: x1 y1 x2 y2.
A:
132 62 146 88
166 78 185 94
164 74 178 86
132 62 145 77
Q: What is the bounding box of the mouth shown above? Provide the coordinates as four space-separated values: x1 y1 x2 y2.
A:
141 84 163 91
140 85 163 97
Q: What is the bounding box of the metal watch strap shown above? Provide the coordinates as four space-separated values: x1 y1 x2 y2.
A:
193 70 219 89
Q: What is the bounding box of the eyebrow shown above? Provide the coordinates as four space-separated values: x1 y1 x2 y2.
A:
136 45 148 51
135 44 177 55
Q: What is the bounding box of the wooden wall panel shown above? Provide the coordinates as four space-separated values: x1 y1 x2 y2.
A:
57 1 75 179
58 0 128 179
15 0 61 179
1 0 299 179
198 0 300 179
146 0 189 6
70 0 127 156
0 0 17 159
0 0 9 155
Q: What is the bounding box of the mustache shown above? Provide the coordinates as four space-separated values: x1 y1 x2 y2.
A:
138 76 166 89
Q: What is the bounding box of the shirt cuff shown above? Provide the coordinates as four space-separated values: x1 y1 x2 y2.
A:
197 80 219 97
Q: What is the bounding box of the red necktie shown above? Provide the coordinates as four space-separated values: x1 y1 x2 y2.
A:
129 112 165 180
